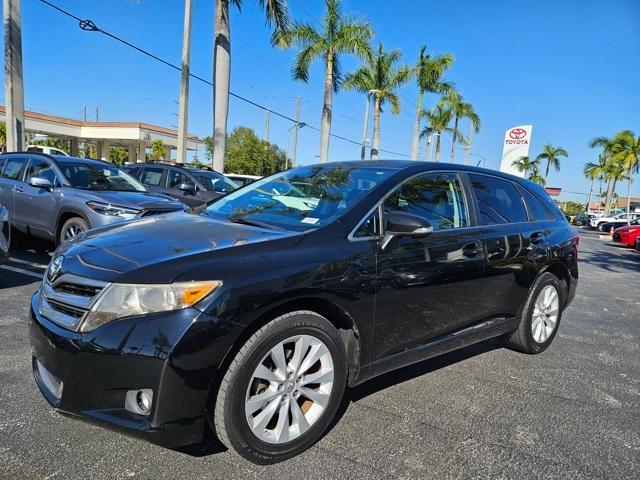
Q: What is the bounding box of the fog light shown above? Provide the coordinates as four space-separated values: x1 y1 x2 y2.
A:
125 389 153 415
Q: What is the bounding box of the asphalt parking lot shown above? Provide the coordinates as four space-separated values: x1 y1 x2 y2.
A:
0 229 638 480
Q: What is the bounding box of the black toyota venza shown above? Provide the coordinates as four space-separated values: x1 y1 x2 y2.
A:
29 161 578 464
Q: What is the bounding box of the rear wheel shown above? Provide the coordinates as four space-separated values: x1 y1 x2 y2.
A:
506 272 564 354
213 311 347 464
59 217 89 245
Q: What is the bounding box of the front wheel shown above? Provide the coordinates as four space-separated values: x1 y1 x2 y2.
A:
59 217 89 245
506 272 565 354
213 311 347 464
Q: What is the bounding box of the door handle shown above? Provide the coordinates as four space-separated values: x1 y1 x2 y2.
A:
14 186 24 193
529 232 545 245
462 242 484 259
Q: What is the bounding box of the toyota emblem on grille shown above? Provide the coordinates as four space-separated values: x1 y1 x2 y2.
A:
47 256 64 282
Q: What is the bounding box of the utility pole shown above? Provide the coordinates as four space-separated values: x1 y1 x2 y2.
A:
360 94 371 160
176 0 193 164
291 96 301 168
95 107 99 122
83 104 87 122
263 110 271 142
3 0 25 152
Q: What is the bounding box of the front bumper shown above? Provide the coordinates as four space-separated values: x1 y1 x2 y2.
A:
29 291 243 447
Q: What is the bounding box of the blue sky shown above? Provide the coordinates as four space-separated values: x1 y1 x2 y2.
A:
3 0 639 201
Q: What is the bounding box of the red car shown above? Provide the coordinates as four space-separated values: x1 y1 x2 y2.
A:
613 221 640 247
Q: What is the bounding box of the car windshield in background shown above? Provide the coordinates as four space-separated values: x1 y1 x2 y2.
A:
203 165 394 231
188 169 239 194
58 162 146 192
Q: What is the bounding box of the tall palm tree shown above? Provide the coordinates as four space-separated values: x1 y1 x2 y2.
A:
609 130 640 221
440 92 480 163
512 155 540 176
536 144 568 178
212 0 290 171
420 104 463 162
343 43 410 160
528 165 547 186
589 135 616 213
275 0 373 163
409 46 454 160
583 155 607 212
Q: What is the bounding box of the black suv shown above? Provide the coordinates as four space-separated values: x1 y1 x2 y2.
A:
29 161 578 464
124 162 239 212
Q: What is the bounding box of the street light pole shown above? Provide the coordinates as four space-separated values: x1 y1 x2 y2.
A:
3 0 25 152
176 0 193 164
291 96 301 167
360 94 371 160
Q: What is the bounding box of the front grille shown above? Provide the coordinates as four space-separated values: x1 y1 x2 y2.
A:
40 274 108 331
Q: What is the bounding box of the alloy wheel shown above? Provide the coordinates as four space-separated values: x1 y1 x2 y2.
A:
244 334 334 444
531 285 559 343
64 224 85 241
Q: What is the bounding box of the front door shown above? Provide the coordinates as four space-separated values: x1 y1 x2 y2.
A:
372 171 488 362
15 157 59 237
166 168 204 209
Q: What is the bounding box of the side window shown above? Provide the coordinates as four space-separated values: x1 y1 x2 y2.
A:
353 209 381 238
383 172 468 231
24 158 59 186
0 158 6 175
468 174 527 225
140 167 164 186
518 185 554 221
1 157 26 180
167 169 190 188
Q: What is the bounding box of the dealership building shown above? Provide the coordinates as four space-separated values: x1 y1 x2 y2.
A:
0 106 203 162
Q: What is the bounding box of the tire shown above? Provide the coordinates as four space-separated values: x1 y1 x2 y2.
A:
506 272 565 354
59 217 89 245
213 311 347 464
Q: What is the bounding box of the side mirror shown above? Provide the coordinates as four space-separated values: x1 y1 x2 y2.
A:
381 211 433 250
177 181 196 194
28 177 53 190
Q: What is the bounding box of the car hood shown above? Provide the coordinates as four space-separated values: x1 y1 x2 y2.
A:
55 212 302 283
69 189 186 210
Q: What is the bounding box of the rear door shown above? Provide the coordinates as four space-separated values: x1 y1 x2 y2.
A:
0 156 27 225
466 173 550 318
15 156 60 237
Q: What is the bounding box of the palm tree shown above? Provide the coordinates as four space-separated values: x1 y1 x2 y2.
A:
343 43 410 160
512 155 540 176
609 130 640 221
151 139 167 161
440 92 480 163
420 104 464 161
589 135 617 213
275 0 373 163
535 144 568 178
409 46 454 160
528 165 547 186
583 155 607 212
212 0 290 171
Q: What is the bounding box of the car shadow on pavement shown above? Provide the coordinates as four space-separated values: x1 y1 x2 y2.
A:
579 248 639 273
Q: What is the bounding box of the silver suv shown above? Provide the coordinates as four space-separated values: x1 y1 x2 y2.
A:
0 153 186 245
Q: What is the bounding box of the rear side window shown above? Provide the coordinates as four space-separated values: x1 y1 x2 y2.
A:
1 157 26 180
0 158 5 175
518 185 554 221
140 167 164 186
468 173 527 225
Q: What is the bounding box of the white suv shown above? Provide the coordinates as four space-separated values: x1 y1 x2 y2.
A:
26 145 69 156
590 212 640 230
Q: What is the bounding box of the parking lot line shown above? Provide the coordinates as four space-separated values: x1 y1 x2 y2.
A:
8 257 48 269
0 265 44 279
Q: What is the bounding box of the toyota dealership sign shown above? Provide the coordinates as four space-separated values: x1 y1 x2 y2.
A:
499 125 533 177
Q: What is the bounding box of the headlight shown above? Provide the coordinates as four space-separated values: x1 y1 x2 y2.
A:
86 201 141 216
80 281 221 332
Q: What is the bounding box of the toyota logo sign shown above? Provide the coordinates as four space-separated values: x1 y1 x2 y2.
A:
509 128 527 140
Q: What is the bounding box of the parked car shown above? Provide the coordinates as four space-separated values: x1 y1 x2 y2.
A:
0 153 186 245
590 212 640 231
124 162 239 212
0 203 9 265
636 236 640 252
613 220 640 246
26 145 69 156
29 161 578 464
572 212 595 226
600 216 640 234
225 173 261 187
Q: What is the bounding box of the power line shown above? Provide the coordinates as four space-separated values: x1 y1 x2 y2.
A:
38 0 410 158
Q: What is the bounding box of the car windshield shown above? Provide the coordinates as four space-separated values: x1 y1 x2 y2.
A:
188 169 239 194
203 165 394 232
58 161 146 192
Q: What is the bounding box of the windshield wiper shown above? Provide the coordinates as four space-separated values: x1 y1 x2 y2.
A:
228 216 284 230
